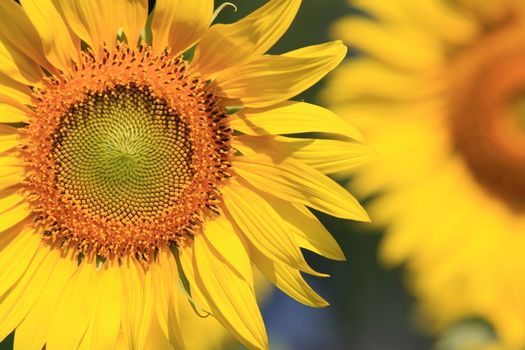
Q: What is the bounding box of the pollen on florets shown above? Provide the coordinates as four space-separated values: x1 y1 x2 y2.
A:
20 43 232 263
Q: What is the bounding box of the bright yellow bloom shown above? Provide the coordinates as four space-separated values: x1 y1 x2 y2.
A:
0 1 369 349
323 0 525 348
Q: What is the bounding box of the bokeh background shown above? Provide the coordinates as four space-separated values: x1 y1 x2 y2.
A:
0 1 440 349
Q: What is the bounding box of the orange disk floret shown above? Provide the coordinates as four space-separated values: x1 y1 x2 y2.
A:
20 44 232 262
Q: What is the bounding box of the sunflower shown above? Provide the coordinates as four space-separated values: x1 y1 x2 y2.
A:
322 0 525 347
0 0 370 349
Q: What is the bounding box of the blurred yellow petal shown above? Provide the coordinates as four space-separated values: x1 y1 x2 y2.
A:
331 17 444 71
152 0 213 55
393 0 479 44
193 0 301 77
351 0 408 23
320 59 442 104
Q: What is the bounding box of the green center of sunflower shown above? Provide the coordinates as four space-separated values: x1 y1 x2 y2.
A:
52 85 194 222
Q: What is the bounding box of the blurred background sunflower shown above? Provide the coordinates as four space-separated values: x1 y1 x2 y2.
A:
4 0 520 349
323 0 525 349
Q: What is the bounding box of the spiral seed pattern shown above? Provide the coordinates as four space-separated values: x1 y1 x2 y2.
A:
22 44 232 262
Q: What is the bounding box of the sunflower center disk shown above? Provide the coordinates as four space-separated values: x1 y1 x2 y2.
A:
54 86 193 222
23 45 232 261
449 20 525 209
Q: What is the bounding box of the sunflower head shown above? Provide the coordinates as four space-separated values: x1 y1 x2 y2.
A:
323 0 525 347
0 1 369 349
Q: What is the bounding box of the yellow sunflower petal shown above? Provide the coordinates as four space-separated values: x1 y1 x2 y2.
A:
260 194 346 261
0 125 21 154
192 0 301 77
0 39 42 86
0 102 30 124
57 0 125 54
393 0 479 44
179 243 211 313
0 202 31 233
230 101 363 142
14 250 78 350
0 74 32 107
0 1 51 71
0 155 22 168
320 59 442 104
0 156 24 181
0 244 54 341
151 250 184 350
20 0 79 71
204 214 253 283
193 233 268 350
331 17 444 71
152 0 213 55
0 224 39 298
120 257 154 350
234 154 369 221
0 165 22 179
250 244 329 308
0 193 26 215
351 0 408 23
0 173 23 193
82 260 122 350
214 41 347 108
123 0 149 46
145 315 176 350
13 252 78 350
46 258 98 350
223 183 324 276
234 135 375 174
0 135 20 155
